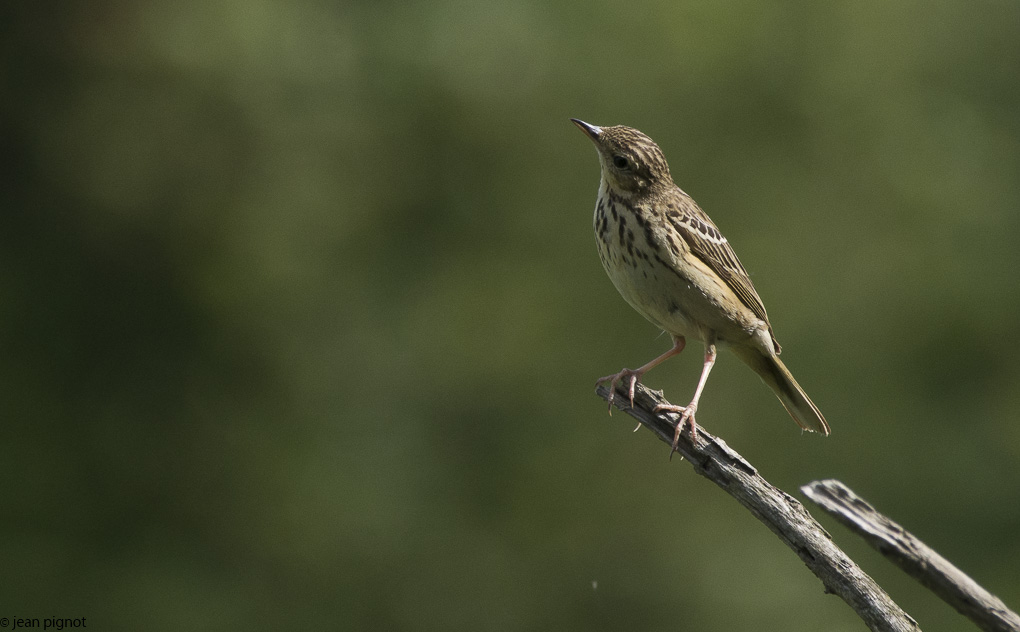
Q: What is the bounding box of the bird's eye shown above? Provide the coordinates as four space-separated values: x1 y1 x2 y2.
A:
612 155 629 169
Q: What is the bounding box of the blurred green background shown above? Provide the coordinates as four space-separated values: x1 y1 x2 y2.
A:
2 0 1019 630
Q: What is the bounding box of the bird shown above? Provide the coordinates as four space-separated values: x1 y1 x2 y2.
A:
572 119 829 451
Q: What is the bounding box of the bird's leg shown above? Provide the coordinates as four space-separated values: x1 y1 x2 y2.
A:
597 336 686 413
655 340 717 452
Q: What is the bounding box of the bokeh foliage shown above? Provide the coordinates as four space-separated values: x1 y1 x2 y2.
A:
2 0 1019 630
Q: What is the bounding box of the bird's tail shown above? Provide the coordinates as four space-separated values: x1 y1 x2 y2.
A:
731 346 830 435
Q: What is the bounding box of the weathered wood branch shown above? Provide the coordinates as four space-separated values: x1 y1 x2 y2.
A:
596 381 920 632
802 480 1020 632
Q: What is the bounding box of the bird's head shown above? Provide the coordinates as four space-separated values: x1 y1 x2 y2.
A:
571 119 674 195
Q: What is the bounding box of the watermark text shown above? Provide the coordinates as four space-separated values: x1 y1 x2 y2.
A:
0 618 86 630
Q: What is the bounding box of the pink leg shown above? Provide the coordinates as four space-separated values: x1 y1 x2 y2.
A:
597 336 686 413
654 341 717 452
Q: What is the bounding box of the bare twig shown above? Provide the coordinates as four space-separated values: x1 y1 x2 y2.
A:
802 480 1020 632
596 381 921 632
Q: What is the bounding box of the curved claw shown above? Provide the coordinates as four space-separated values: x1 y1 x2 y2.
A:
653 402 699 457
596 338 688 418
596 368 643 414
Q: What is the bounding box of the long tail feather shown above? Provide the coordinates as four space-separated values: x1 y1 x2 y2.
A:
731 346 830 435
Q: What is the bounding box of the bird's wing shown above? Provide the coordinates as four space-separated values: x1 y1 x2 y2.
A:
665 195 777 342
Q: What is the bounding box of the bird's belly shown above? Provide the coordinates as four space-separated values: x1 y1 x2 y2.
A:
592 192 767 348
600 247 762 346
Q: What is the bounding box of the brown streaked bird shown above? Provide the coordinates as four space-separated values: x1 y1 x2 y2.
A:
572 119 829 451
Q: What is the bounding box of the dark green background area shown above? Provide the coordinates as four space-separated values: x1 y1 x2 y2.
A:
2 1 1018 630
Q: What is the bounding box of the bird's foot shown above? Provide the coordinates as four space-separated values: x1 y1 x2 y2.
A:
653 402 698 456
596 368 643 414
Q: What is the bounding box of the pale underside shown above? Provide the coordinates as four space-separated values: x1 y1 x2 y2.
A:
593 178 777 357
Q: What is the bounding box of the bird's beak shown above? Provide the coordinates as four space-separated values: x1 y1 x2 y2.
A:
571 118 601 141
